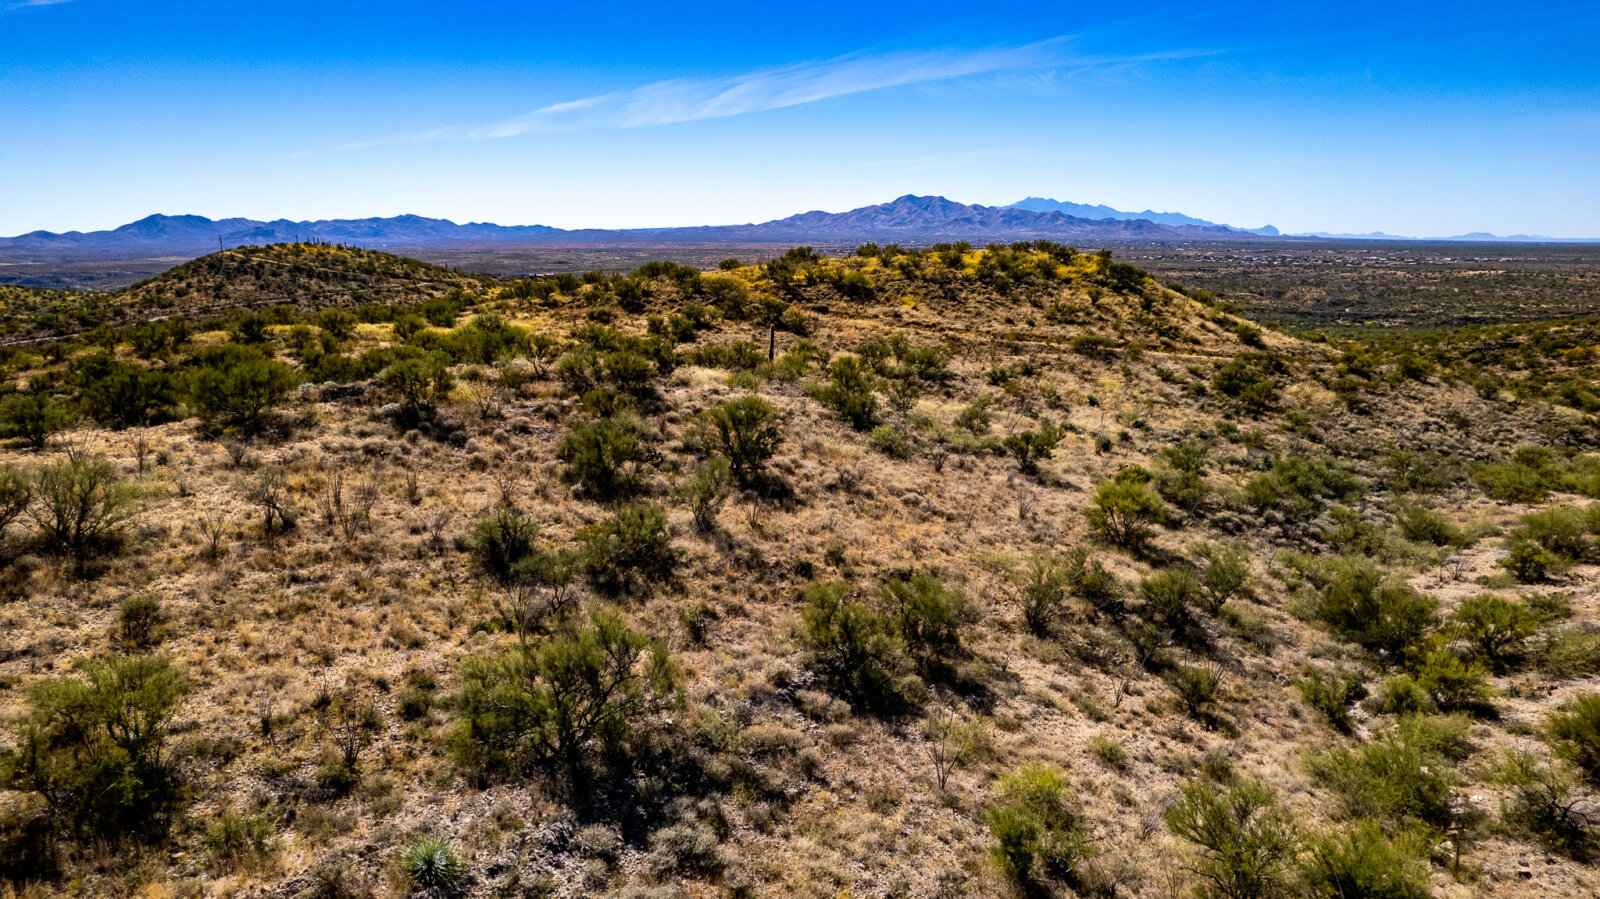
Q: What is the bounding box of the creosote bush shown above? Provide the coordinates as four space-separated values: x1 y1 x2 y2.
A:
1164 777 1297 899
798 581 910 713
697 395 783 487
985 762 1091 892
1545 693 1600 785
0 654 189 842
452 607 681 794
1085 468 1168 550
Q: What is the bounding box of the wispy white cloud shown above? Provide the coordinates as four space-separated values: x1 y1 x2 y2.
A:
1 0 78 13
312 37 1210 155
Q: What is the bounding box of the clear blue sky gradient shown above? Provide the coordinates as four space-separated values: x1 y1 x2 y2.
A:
2 0 1597 236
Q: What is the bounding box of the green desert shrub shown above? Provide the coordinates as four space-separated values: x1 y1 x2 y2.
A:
1307 556 1438 667
1545 693 1600 785
798 581 909 713
808 356 878 429
868 424 912 459
1193 542 1251 612
0 389 72 449
1413 649 1492 714
27 455 138 569
1473 446 1565 502
579 503 679 597
1497 750 1598 861
1002 422 1064 476
1299 819 1431 899
1085 470 1168 550
557 413 653 502
1165 663 1224 725
1139 566 1205 644
985 763 1092 892
1394 504 1460 547
1211 352 1286 413
0 462 27 534
380 351 454 427
188 345 298 432
451 607 681 792
468 507 538 586
877 572 975 675
0 655 189 841
1063 545 1124 619
697 395 783 487
1015 554 1069 636
1297 666 1368 734
1242 454 1364 522
1307 717 1458 832
1452 593 1537 672
1164 777 1297 899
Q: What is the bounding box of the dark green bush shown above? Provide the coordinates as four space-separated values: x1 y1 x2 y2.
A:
1307 717 1458 832
1413 649 1492 714
1085 472 1168 550
76 358 180 429
698 395 783 487
1063 545 1123 619
1452 593 1537 672
188 346 298 433
1299 819 1431 899
27 456 137 569
1002 422 1064 476
0 463 30 535
877 572 975 675
1015 555 1069 636
452 607 680 792
808 356 878 430
1165 663 1224 725
380 352 454 427
1211 352 1286 413
1243 455 1364 522
985 763 1092 892
119 594 164 650
557 413 653 502
468 507 538 586
1497 751 1598 861
798 581 908 713
0 655 189 841
1139 566 1204 644
0 390 71 449
579 503 679 596
1164 777 1296 899
1394 504 1459 547
1297 666 1367 734
1308 557 1438 667
867 424 911 459
1546 693 1600 785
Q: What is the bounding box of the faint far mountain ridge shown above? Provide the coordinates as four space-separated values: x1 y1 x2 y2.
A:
8 198 1586 250
0 196 1265 252
1008 197 1282 236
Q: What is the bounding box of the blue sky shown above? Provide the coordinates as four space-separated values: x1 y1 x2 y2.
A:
2 0 1597 237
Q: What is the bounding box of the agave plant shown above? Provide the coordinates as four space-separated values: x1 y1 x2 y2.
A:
399 835 465 891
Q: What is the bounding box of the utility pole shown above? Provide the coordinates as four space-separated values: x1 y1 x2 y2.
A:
218 235 224 253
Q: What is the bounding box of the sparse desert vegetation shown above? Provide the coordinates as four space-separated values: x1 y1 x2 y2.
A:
3 239 1600 897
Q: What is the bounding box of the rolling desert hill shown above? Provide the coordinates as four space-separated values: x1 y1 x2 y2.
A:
2 241 1600 898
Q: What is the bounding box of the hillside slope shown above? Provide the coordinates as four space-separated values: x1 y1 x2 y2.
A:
1 242 1599 898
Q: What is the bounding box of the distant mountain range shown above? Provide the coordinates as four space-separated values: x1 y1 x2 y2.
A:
0 196 1267 254
1 195 1590 252
1007 197 1281 236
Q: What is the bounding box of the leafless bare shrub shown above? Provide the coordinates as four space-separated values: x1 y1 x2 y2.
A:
245 466 296 538
224 440 251 469
131 431 154 473
198 513 229 562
